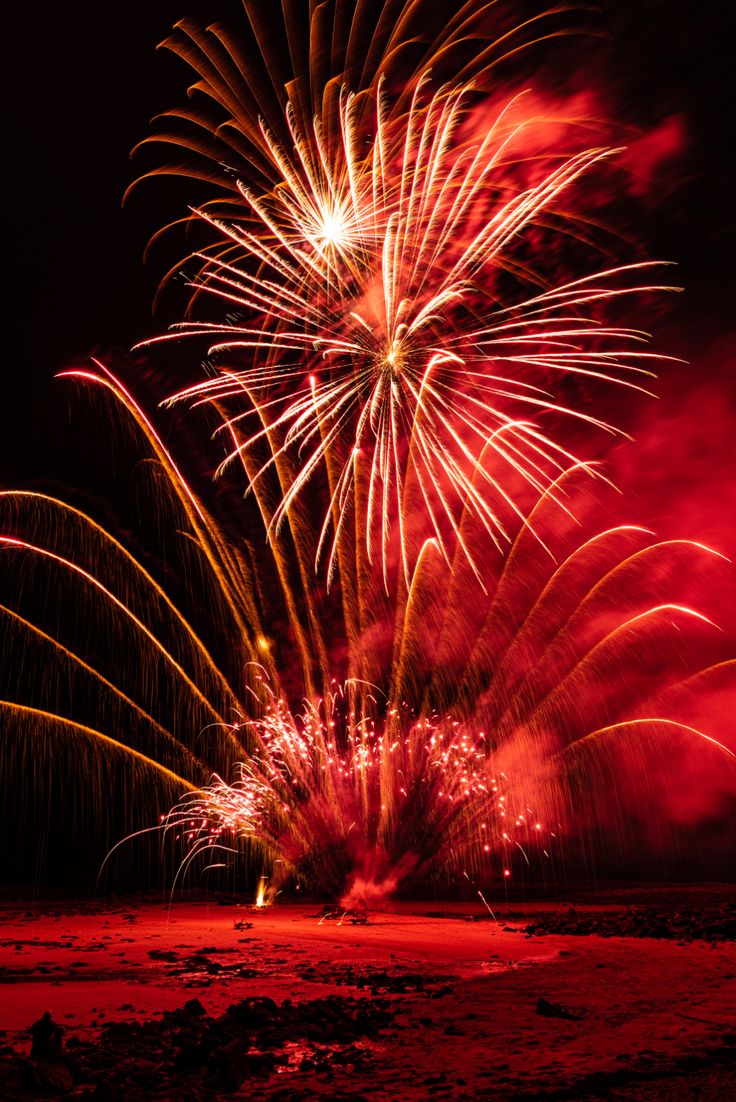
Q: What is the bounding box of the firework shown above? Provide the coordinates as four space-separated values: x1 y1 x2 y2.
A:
131 0 586 259
1 2 733 899
133 1 652 589
142 75 678 590
156 676 554 902
2 369 732 898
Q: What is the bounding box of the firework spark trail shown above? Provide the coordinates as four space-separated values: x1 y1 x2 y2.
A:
162 677 736 903
139 78 680 590
1 1 734 897
1 367 733 895
158 675 555 900
129 1 590 272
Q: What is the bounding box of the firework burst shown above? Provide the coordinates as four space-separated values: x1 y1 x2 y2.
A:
144 76 678 589
2 368 732 897
1 2 734 898
156 675 552 902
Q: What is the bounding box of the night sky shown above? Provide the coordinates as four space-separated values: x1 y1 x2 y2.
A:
1 1 735 885
1 15 734 1096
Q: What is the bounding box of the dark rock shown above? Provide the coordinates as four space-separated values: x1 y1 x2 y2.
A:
522 902 736 942
37 1057 74 1092
1 985 396 1098
0 1052 40 1092
102 1021 136 1041
245 1051 276 1075
94 1080 126 1101
226 996 279 1029
536 997 582 1021
174 1040 214 1074
207 1039 252 1091
148 949 179 961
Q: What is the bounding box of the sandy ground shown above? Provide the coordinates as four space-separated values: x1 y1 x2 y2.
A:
0 891 735 1099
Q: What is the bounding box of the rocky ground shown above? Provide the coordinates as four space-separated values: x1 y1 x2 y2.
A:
0 887 734 1099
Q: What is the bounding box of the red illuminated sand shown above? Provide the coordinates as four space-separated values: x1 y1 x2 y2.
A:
1 891 735 1099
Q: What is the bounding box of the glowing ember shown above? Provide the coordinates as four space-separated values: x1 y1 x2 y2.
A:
254 876 269 908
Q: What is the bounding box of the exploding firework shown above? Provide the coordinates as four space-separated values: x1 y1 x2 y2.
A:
132 1 663 590
141 73 678 589
1 1 734 897
131 0 589 244
1 368 733 898
152 677 555 903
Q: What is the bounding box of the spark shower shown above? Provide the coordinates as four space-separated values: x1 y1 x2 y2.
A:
1 0 734 902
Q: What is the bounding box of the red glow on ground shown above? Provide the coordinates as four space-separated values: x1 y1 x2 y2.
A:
1 893 734 1098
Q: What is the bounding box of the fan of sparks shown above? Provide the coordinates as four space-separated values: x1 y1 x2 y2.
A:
157 675 552 901
146 77 676 587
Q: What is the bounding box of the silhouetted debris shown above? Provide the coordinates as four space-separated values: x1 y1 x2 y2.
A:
146 946 261 981
521 902 736 941
148 949 179 962
316 904 339 919
313 905 369 924
233 920 253 930
3 994 396 1099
